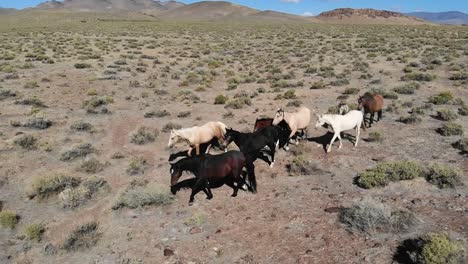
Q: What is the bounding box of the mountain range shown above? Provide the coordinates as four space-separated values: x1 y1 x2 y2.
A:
1 0 467 25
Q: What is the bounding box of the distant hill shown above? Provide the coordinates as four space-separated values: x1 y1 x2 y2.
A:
0 8 17 15
406 11 468 25
159 1 257 20
36 0 168 11
317 8 428 25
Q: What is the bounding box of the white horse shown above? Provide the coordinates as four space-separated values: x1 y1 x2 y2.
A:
272 106 311 145
338 102 349 115
168 121 227 156
315 110 364 153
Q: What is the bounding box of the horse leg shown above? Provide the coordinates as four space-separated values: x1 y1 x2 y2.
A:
327 132 339 153
195 144 200 155
337 133 343 149
245 162 257 193
355 125 361 147
257 152 272 166
378 110 383 121
187 146 193 157
205 144 212 154
370 112 375 127
268 143 276 168
189 178 207 205
289 128 299 145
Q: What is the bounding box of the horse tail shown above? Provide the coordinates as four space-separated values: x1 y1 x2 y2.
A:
171 178 197 194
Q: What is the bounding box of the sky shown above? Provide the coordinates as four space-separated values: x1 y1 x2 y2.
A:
1 0 467 15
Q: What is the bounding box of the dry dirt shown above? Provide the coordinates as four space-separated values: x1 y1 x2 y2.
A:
0 18 467 264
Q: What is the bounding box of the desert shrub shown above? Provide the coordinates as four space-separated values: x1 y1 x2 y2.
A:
368 132 383 143
70 121 92 131
310 81 326 89
449 72 468 80
401 72 436 82
162 122 181 133
225 97 251 109
144 110 170 118
437 122 464 136
429 92 453 105
287 156 322 176
112 185 173 209
14 97 46 107
425 164 462 189
400 233 466 264
453 138 467 154
74 63 91 69
130 127 158 145
127 157 147 175
399 114 422 124
339 198 418 234
84 96 113 114
29 174 80 199
394 82 420 94
436 109 457 121
177 111 191 118
355 161 423 189
24 223 44 242
287 100 302 107
214 95 228 105
77 157 104 174
23 81 39 89
62 222 101 251
343 87 360 95
184 213 206 227
0 89 16 100
331 78 349 86
60 177 107 208
0 210 18 229
458 104 468 116
14 134 38 150
60 143 95 161
23 117 52 129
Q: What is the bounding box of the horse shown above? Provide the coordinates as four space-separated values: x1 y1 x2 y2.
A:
272 106 311 144
224 127 280 168
167 121 227 156
168 138 224 162
315 110 365 153
253 118 299 150
338 102 350 115
169 151 255 205
358 93 384 128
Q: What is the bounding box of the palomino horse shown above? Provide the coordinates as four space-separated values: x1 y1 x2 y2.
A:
315 110 365 153
167 121 227 156
358 93 384 128
169 151 254 205
272 106 311 144
168 138 224 162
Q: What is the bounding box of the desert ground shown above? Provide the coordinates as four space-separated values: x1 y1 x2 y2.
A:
0 11 467 264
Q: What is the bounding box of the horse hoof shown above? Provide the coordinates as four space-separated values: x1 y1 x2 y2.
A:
269 162 274 168
231 194 237 197
188 202 194 206
285 146 289 151
326 149 331 153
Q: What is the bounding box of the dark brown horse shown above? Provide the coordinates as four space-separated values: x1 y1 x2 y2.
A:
170 151 255 205
358 93 384 127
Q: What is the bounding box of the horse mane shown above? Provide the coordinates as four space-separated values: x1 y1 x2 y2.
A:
362 92 375 100
256 117 273 122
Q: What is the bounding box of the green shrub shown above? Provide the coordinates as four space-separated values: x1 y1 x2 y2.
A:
436 109 457 121
62 222 101 251
283 89 297 99
14 134 38 149
339 198 418 234
437 122 464 136
112 185 173 209
420 233 465 264
70 121 92 131
453 138 467 154
458 104 468 116
310 81 326 89
401 72 435 82
343 87 360 95
130 127 158 145
0 210 18 229
214 95 228 105
287 156 322 176
367 132 383 143
425 164 462 189
23 81 39 89
399 114 422 124
429 92 453 105
77 157 104 174
355 161 423 189
24 223 44 242
74 63 91 69
14 97 46 107
144 110 170 118
60 143 95 161
127 157 147 175
23 117 52 129
29 173 80 198
225 97 251 109
162 122 181 133
393 82 420 94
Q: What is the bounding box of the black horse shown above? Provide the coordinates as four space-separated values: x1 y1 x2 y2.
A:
224 126 283 171
168 138 224 162
170 151 255 205
253 118 302 150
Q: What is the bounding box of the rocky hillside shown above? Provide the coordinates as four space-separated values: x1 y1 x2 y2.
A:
317 8 428 25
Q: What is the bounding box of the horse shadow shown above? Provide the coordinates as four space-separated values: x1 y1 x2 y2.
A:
307 131 357 151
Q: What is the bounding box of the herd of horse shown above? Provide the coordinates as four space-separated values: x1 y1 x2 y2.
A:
167 92 384 205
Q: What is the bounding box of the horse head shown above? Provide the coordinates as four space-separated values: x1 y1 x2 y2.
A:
167 129 180 148
272 108 285 125
314 114 325 129
222 128 236 148
169 161 183 189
